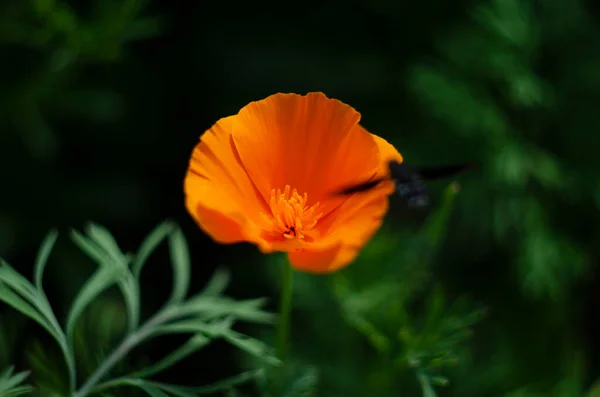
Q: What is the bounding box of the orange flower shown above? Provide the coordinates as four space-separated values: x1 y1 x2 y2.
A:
184 92 402 273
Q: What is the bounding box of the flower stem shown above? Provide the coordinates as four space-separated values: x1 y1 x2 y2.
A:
276 262 294 361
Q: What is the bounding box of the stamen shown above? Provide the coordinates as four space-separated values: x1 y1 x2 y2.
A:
260 184 323 240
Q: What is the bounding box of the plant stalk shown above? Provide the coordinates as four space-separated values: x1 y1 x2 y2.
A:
417 369 438 397
71 308 174 397
276 262 294 361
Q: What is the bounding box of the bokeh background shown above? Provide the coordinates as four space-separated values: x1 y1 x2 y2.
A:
1 0 600 396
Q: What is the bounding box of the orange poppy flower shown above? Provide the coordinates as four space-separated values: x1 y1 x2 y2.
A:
184 92 402 273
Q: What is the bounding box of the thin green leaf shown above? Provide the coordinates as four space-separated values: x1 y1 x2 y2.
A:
26 338 72 396
0 285 60 342
417 370 438 397
0 367 33 397
0 366 16 384
0 261 64 337
0 367 12 383
85 223 125 262
132 333 211 378
156 317 235 336
100 379 184 397
150 383 197 397
70 229 112 267
2 368 29 389
66 267 120 342
190 370 263 395
429 376 449 387
141 385 172 397
0 259 62 340
0 262 74 391
341 308 390 352
422 286 446 337
34 229 58 291
5 385 34 397
178 296 275 324
220 329 281 366
0 261 38 303
136 372 263 397
71 226 141 333
423 183 460 246
133 221 175 279
280 366 319 397
198 267 231 297
118 271 140 333
168 227 191 304
93 378 193 397
154 318 282 366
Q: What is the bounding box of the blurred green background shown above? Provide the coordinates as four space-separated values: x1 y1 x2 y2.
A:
1 0 600 396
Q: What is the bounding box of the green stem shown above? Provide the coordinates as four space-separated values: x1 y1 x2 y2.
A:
416 369 437 397
276 262 294 361
71 308 175 397
59 337 77 393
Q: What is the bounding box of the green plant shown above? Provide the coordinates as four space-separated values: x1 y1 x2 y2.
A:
0 366 33 397
0 220 279 397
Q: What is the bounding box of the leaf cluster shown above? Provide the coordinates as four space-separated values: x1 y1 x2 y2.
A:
0 221 278 397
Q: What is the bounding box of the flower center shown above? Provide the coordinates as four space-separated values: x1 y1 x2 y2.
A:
261 185 323 240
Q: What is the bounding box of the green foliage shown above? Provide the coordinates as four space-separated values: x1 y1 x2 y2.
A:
1 0 599 396
254 184 486 397
0 221 278 397
257 364 318 397
332 184 484 397
409 0 588 300
0 366 33 397
0 0 163 165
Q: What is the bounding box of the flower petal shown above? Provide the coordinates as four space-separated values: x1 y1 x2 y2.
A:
185 190 247 243
370 133 404 177
184 92 404 274
287 130 403 272
287 243 358 273
184 116 268 245
231 93 381 210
